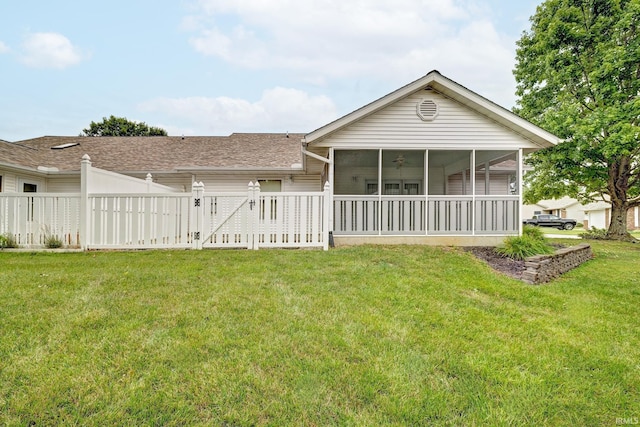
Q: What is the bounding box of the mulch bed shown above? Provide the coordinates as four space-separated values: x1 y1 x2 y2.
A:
465 247 526 280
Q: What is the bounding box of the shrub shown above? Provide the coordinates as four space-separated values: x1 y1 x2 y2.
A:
496 226 554 260
580 227 608 240
521 224 546 240
44 234 64 249
0 232 18 248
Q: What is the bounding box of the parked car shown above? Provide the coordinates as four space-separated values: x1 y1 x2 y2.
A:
523 214 577 230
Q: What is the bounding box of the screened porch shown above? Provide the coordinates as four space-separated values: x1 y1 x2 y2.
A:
332 149 521 236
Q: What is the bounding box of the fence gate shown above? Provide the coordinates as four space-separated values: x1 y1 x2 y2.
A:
196 181 330 250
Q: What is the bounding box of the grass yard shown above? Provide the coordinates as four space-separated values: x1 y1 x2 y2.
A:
1 242 639 426
542 226 640 239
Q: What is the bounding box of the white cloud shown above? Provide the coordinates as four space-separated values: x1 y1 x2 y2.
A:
0 41 9 54
139 87 337 135
184 0 519 107
20 32 85 69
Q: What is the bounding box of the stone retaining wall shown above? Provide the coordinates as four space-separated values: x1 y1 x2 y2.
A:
522 244 593 285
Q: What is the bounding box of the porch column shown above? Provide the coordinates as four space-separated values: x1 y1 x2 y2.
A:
328 148 335 235
518 148 524 235
80 154 91 250
323 181 331 250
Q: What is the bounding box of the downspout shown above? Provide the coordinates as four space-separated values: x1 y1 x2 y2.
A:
301 141 334 243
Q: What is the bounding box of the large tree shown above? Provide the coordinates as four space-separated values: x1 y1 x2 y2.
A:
514 0 640 240
81 115 167 137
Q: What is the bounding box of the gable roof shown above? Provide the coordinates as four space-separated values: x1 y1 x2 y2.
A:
3 134 304 174
304 70 560 148
536 196 581 210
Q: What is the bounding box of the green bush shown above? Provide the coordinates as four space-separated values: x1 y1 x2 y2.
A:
0 232 18 249
44 234 63 249
521 224 546 240
496 226 554 260
579 227 608 240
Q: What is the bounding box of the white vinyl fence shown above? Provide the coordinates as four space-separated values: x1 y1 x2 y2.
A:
0 182 331 250
0 194 82 247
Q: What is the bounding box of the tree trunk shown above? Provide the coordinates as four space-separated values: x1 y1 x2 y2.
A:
606 157 637 241
606 202 633 241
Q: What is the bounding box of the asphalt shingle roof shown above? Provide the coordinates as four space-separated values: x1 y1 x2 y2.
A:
0 134 304 173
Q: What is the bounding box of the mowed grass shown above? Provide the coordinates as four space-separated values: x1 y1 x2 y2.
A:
0 242 638 426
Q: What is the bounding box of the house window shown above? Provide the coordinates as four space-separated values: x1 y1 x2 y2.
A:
23 183 38 192
384 181 401 195
365 181 378 195
382 150 425 195
257 179 281 192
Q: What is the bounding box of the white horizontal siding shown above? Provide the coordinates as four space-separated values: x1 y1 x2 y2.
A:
313 90 540 150
288 175 323 191
1 172 17 192
47 177 81 193
155 175 323 193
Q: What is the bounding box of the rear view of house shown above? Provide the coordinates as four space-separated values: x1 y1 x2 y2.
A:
0 71 559 249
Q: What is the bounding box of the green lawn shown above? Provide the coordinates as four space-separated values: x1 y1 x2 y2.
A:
1 242 639 426
542 226 640 238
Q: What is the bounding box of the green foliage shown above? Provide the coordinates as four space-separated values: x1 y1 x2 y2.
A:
521 224 547 240
496 226 555 260
580 227 609 240
81 115 167 137
44 235 63 249
41 225 63 249
514 0 640 237
0 232 18 248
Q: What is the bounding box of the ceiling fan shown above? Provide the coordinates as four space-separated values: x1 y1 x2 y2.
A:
392 154 406 168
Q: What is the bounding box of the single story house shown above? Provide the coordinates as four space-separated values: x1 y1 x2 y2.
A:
0 70 560 248
581 201 639 231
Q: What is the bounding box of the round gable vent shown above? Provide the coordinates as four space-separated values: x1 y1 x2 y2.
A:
417 99 438 121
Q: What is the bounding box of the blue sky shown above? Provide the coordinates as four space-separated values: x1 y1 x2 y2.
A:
0 0 540 141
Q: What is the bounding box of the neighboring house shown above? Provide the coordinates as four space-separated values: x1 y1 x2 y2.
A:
582 201 640 231
525 197 640 231
522 196 583 221
0 70 559 247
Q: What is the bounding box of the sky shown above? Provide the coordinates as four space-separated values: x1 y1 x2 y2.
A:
0 0 541 142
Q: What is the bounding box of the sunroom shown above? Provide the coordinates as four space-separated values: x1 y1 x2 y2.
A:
303 71 559 245
332 149 521 236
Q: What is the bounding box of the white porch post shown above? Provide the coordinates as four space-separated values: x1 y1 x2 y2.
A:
518 148 524 235
471 150 476 236
191 181 204 250
328 148 335 236
80 154 91 250
323 181 331 250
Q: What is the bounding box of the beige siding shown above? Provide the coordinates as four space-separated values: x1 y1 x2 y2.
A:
47 177 80 193
0 170 46 192
313 90 540 150
1 172 17 192
154 174 324 193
